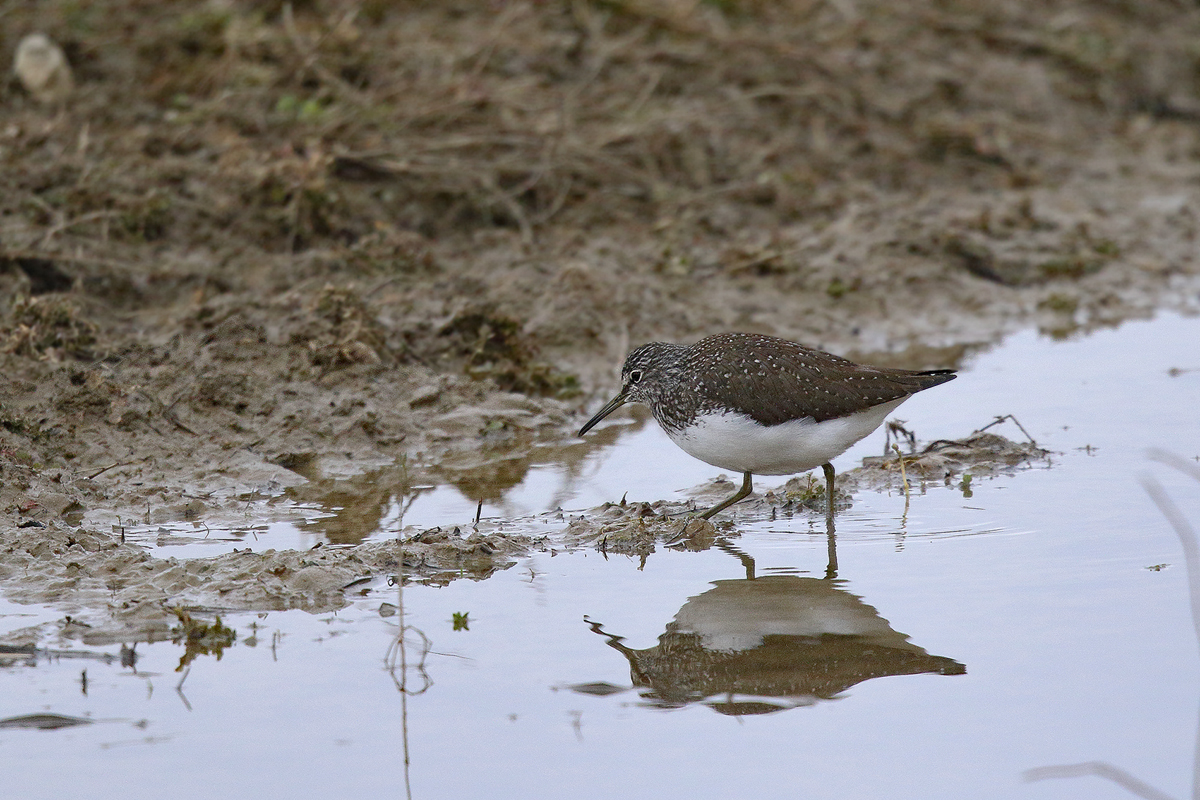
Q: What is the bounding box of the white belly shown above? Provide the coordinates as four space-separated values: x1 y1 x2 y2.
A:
665 397 907 475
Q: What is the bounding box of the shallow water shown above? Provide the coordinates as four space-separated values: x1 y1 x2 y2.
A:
3 313 1200 799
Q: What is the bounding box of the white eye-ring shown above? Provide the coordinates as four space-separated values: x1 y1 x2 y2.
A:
629 369 643 384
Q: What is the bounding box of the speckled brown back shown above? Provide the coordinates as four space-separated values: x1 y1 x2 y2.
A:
679 333 956 425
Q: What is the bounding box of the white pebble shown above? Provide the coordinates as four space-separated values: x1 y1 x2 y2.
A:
14 33 74 105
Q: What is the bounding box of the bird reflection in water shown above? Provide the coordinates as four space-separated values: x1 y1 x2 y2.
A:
584 538 964 715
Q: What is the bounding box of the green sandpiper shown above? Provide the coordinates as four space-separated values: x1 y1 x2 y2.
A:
579 332 956 520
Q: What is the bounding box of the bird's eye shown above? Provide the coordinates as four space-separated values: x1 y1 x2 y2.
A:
629 369 643 384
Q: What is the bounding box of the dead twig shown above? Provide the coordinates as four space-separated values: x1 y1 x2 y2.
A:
280 3 369 108
85 460 142 480
39 210 124 245
975 414 1038 447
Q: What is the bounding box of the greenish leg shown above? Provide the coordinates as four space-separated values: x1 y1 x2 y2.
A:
822 462 836 520
698 471 754 520
823 462 838 578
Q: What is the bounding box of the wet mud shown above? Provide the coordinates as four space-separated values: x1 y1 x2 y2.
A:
1 1 1198 639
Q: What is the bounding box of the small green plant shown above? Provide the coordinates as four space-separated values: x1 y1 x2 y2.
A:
1038 293 1078 314
452 612 470 631
170 610 236 671
275 94 329 122
959 473 974 498
827 277 849 299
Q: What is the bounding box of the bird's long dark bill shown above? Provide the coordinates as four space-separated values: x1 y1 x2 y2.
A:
578 391 628 436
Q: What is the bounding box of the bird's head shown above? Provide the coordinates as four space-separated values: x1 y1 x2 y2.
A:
578 342 683 436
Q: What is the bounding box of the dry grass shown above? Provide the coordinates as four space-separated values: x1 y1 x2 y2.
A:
2 0 1197 262
1 295 99 360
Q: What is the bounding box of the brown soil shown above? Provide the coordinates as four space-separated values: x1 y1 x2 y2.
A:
1 0 1199 639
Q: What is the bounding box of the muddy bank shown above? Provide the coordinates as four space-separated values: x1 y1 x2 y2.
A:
0 519 535 644
0 430 1045 643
